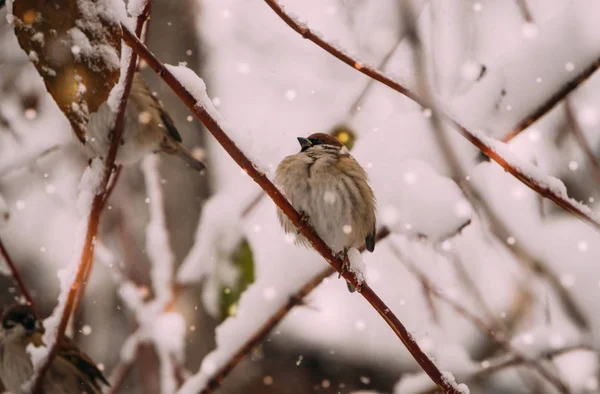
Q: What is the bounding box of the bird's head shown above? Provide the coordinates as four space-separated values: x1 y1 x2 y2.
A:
0 304 44 344
297 133 344 153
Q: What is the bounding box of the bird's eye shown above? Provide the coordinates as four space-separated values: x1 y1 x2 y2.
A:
2 319 16 329
22 314 36 330
308 138 324 146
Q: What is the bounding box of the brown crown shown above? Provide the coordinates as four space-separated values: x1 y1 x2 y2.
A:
307 133 343 148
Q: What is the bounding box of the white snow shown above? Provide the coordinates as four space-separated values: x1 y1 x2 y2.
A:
141 155 174 308
452 1 600 138
154 312 186 394
3 0 600 393
25 158 105 391
106 46 133 113
394 342 475 393
472 128 598 220
347 247 366 285
127 0 150 18
163 64 224 126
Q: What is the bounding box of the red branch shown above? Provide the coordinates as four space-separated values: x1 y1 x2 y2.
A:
390 243 571 394
501 57 600 143
0 236 35 310
564 99 600 186
262 0 600 232
417 345 591 394
30 7 150 393
121 29 463 394
199 227 390 393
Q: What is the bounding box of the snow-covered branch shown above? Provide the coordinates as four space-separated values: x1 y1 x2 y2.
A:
189 226 391 394
28 3 149 391
404 0 588 332
389 240 571 394
398 345 594 394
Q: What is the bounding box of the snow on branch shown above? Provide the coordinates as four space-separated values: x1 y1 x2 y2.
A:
183 227 391 394
141 155 175 309
408 345 595 394
27 3 149 391
141 155 182 394
402 0 588 332
121 28 464 394
261 0 600 233
28 158 105 393
94 155 182 394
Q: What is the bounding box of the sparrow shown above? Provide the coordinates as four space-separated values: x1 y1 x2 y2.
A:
275 133 376 290
83 73 206 171
0 304 109 394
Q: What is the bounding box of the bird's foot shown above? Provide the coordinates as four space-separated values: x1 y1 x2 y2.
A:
297 211 310 235
337 250 349 279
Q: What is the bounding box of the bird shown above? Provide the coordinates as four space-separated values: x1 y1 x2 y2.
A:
275 133 376 291
0 304 109 394
83 73 206 171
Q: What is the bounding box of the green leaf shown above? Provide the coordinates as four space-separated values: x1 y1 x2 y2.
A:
219 238 255 320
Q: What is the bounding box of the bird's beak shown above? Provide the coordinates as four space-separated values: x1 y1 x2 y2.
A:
297 137 312 149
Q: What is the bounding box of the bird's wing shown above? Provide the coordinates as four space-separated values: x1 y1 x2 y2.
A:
58 336 110 389
365 231 376 252
158 108 183 143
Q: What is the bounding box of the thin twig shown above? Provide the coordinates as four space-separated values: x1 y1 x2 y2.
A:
515 0 535 23
107 343 140 394
31 8 150 392
400 4 570 391
347 37 403 117
389 242 571 394
403 0 588 332
564 99 600 186
0 236 36 310
100 165 123 211
262 0 600 232
199 228 390 393
124 28 466 392
0 145 61 178
239 29 407 221
417 345 593 394
501 57 600 143
192 221 469 392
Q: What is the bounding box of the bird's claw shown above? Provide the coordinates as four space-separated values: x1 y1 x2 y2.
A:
297 211 310 234
337 251 349 279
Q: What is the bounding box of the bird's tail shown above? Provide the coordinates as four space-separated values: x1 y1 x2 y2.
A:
174 145 206 172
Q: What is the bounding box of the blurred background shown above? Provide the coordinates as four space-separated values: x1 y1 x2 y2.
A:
1 0 600 393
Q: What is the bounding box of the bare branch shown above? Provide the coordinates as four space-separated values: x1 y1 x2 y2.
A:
0 145 61 178
501 57 600 143
515 0 535 23
565 99 600 186
389 242 572 394
0 236 36 310
347 37 403 117
107 340 140 394
100 165 123 212
417 345 593 394
198 227 390 393
262 0 600 232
